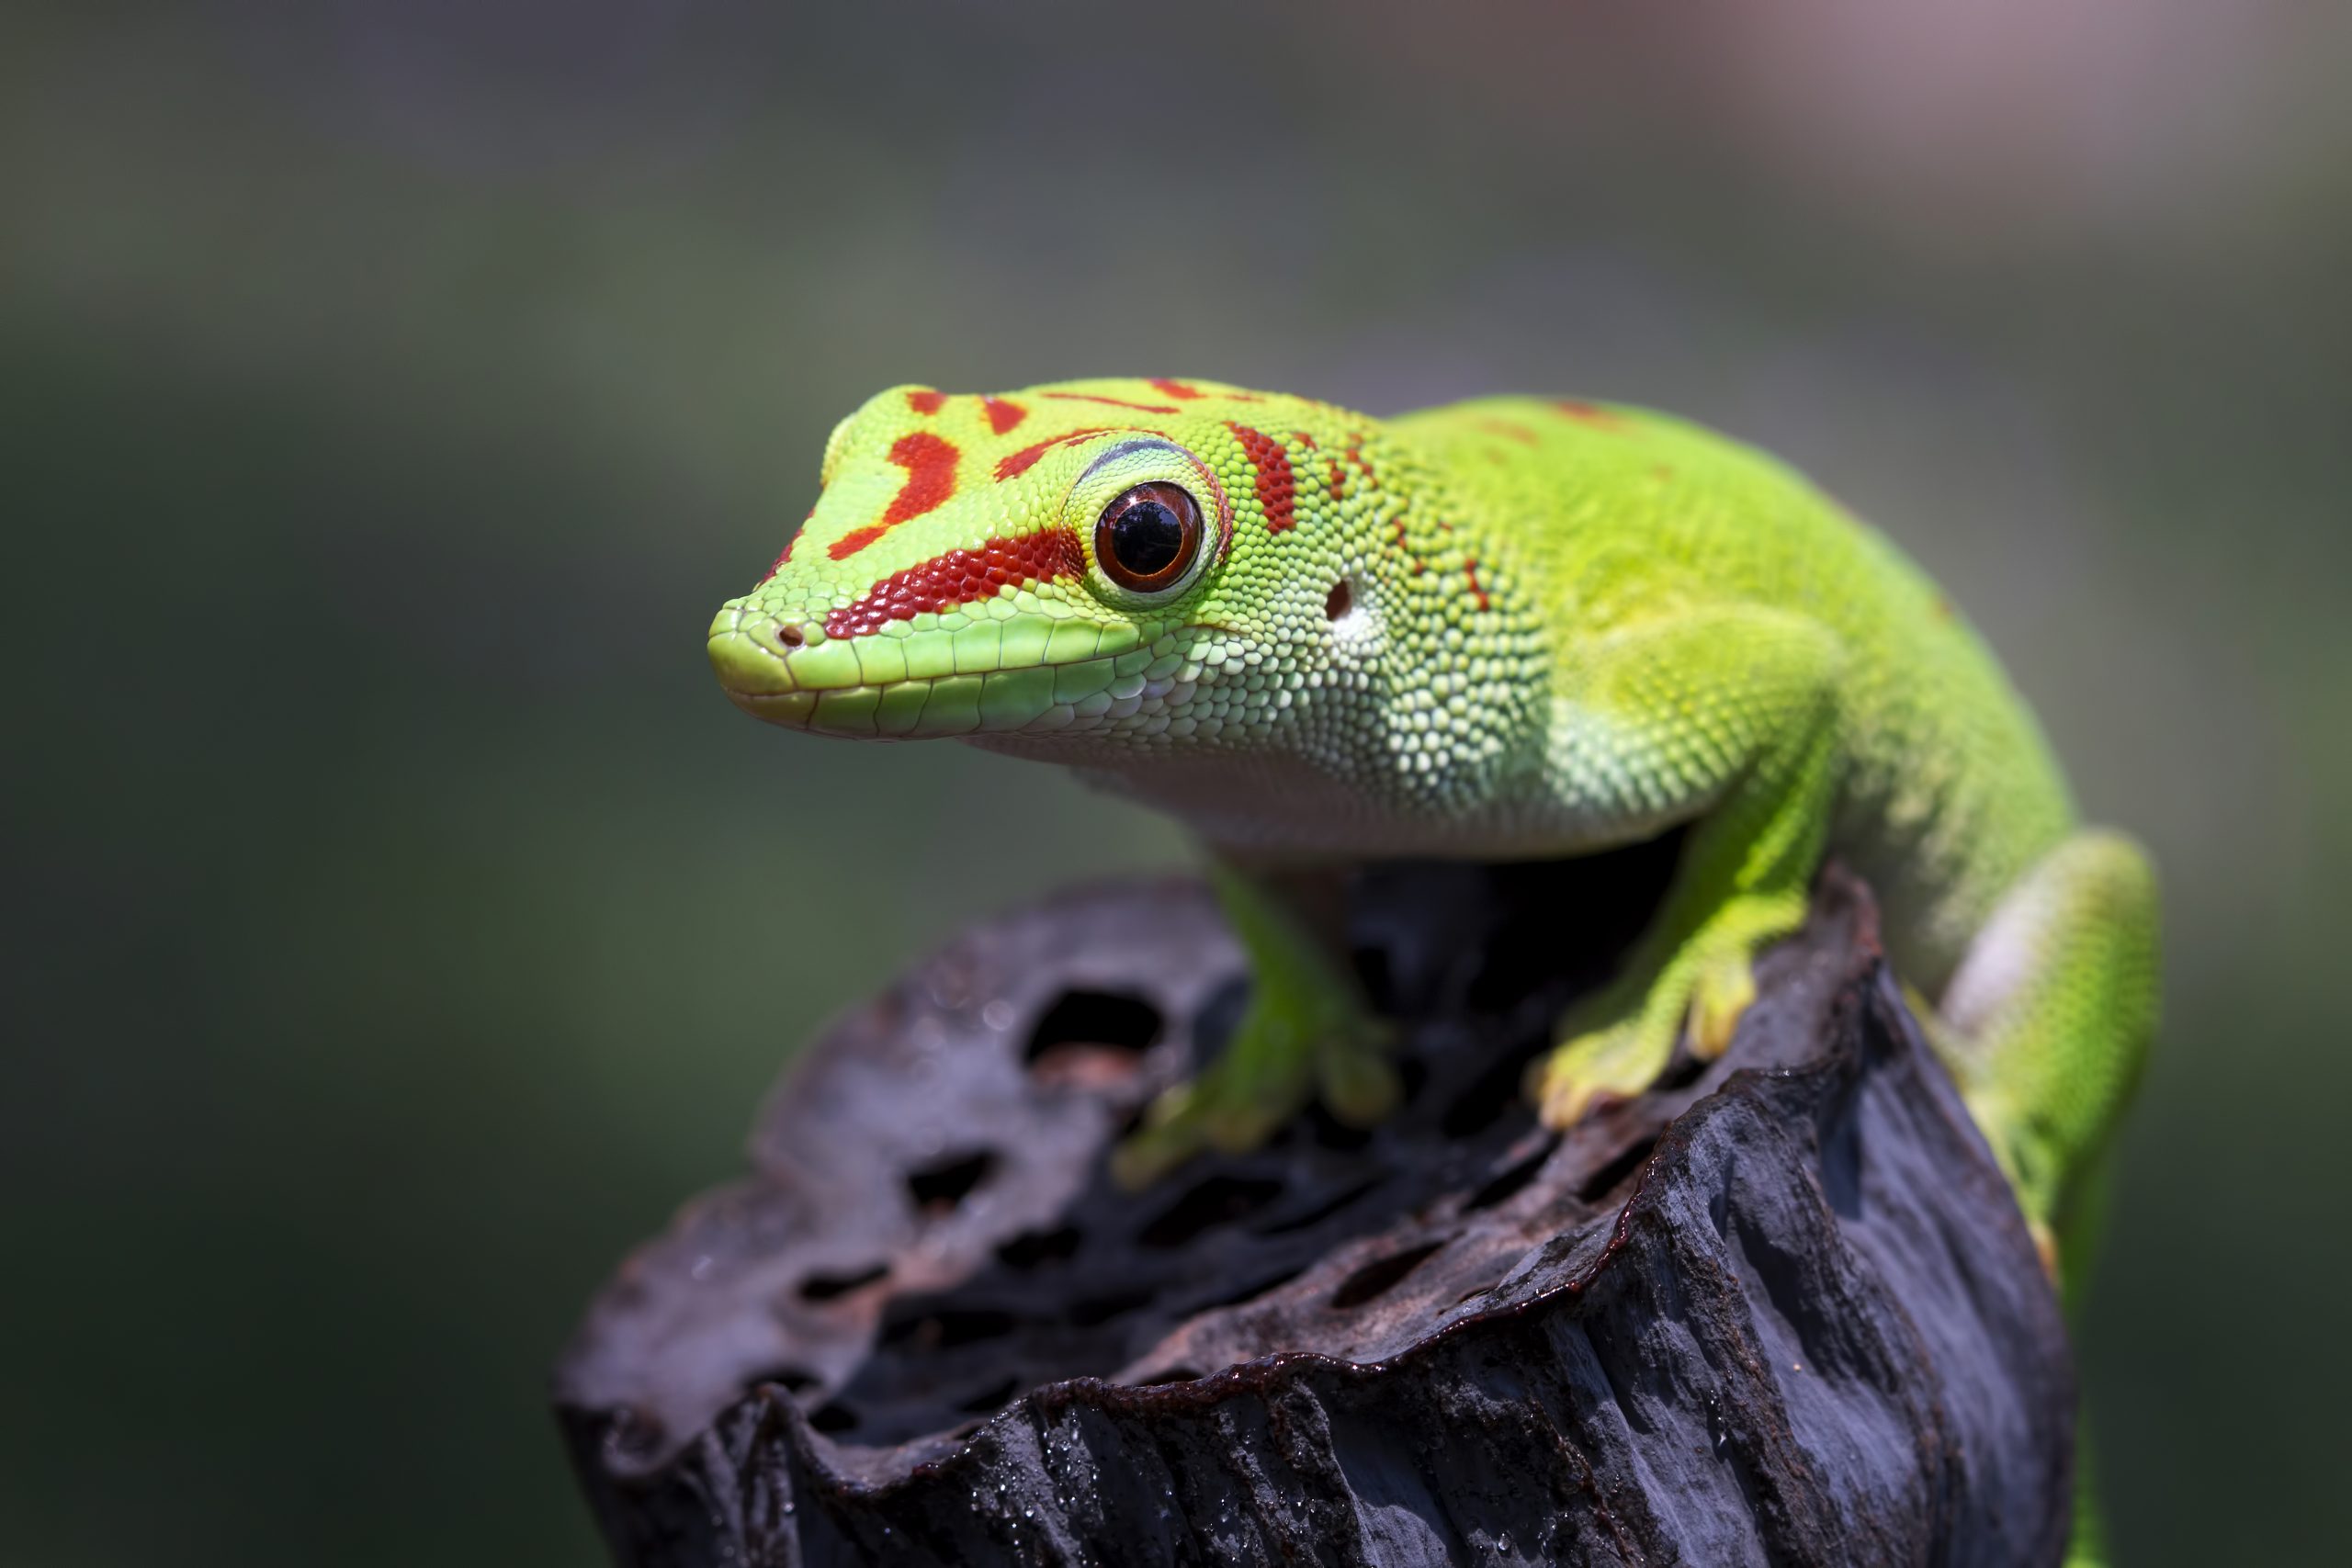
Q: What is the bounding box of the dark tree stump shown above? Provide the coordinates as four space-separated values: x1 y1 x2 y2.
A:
554 851 2074 1566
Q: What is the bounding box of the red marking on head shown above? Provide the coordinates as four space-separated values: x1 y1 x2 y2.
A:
1042 391 1182 414
906 389 947 415
1464 558 1491 611
830 433 960 558
1555 400 1627 431
1291 429 1319 450
1476 417 1539 445
982 397 1027 434
1327 457 1347 500
993 427 1114 482
881 434 959 523
1344 434 1376 488
1227 423 1296 534
824 530 1084 639
1148 378 1205 400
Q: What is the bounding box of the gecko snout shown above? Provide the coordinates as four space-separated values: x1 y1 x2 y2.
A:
707 606 808 690
707 602 879 732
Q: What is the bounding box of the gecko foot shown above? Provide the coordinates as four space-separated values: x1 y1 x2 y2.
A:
1530 939 1768 1128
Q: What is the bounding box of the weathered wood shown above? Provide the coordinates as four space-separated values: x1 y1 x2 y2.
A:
555 851 2073 1566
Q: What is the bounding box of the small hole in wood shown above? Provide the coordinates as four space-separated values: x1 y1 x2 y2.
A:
1025 989 1163 1087
1577 1136 1659 1204
1198 1261 1310 1312
906 1150 997 1215
1025 989 1163 1062
994 1224 1082 1270
1330 1240 1446 1309
1257 1177 1385 1236
1069 1288 1157 1327
877 1308 1017 1350
1139 1175 1285 1248
1465 1137 1558 1213
797 1261 889 1302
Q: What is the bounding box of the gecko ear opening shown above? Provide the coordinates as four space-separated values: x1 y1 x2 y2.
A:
1326 581 1353 620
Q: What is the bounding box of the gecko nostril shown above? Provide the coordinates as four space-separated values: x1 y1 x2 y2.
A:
776 624 806 649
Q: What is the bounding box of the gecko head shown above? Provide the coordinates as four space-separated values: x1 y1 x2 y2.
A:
707 379 1400 761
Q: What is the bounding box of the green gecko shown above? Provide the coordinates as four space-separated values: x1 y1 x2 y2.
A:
707 376 2156 1307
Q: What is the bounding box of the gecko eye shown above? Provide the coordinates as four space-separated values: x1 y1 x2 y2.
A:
1094 482 1203 594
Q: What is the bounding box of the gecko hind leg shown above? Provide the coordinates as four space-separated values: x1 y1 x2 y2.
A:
1932 829 2160 1299
1929 830 2157 1568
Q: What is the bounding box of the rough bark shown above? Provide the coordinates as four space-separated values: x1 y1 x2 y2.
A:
554 849 2074 1566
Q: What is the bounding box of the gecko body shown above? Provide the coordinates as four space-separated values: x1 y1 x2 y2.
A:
708 378 2155 1322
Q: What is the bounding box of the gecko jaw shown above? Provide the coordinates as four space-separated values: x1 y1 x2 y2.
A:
707 602 1126 741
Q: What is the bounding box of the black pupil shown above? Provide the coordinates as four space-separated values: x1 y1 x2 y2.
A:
1110 500 1185 577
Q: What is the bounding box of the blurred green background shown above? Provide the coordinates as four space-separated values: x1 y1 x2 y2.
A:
7 3 2348 1562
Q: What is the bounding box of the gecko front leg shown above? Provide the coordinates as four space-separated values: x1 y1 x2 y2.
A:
1111 859 1397 1189
1531 607 1846 1127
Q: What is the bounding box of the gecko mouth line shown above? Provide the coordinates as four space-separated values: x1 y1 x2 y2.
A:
709 621 1173 740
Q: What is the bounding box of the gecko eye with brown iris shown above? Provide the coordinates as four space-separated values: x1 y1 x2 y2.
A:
1095 482 1203 593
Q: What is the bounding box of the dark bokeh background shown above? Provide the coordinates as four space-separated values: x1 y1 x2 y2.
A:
7 4 2348 1562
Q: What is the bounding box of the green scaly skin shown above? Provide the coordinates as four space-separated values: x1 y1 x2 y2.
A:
709 379 2156 1558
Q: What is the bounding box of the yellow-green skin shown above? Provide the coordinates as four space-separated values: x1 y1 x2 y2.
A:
707 375 2155 1294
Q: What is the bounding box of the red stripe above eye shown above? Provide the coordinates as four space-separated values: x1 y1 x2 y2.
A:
993 426 1113 481
906 389 947 414
1226 423 1296 534
831 432 960 558
824 530 1083 639
982 396 1027 434
1042 391 1182 414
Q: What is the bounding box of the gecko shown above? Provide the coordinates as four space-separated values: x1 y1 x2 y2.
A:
706 374 2156 1340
